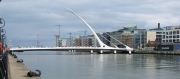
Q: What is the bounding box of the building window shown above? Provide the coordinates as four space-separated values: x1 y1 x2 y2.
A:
156 32 162 34
169 36 172 38
134 31 138 34
173 35 176 38
169 40 172 42
166 40 168 42
170 31 172 34
163 40 165 43
177 31 179 34
173 31 176 34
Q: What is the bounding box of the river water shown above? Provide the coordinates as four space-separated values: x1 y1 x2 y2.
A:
15 51 180 79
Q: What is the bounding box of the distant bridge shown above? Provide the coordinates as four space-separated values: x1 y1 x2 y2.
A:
10 46 128 54
10 8 133 54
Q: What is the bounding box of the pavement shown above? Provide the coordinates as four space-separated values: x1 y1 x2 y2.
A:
8 54 40 79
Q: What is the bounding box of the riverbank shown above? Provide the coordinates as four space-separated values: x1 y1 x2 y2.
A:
8 53 40 79
134 50 180 55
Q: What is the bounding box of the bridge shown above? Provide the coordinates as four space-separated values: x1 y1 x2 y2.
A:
10 46 128 54
9 8 133 54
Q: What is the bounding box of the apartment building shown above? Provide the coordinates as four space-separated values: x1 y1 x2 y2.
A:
148 24 180 44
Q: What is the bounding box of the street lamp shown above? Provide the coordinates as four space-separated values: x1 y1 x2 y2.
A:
0 18 5 55
0 18 5 42
0 18 5 28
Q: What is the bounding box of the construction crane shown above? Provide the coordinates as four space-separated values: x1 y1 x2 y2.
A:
53 25 62 39
68 32 72 38
68 32 72 46
37 34 40 47
78 29 87 36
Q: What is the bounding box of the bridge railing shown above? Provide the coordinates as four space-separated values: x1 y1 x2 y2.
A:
0 52 8 79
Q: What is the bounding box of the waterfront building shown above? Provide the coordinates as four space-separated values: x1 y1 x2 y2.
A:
83 35 97 47
146 31 156 43
73 36 82 46
161 25 180 43
59 38 73 47
147 23 164 43
100 24 147 49
149 23 163 31
73 35 97 47
115 24 146 49
61 39 66 47
109 31 122 47
133 29 146 49
100 32 111 46
148 24 180 44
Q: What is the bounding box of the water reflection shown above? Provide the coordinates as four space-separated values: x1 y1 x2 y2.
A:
15 52 180 79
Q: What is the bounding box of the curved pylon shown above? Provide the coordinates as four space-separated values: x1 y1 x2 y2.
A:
67 8 133 51
67 8 109 48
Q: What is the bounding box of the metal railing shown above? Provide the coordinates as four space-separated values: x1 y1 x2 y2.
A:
0 52 8 79
1 10 8 79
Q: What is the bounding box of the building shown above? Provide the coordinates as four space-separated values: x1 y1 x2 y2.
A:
59 38 73 47
73 35 97 47
100 24 147 49
133 29 146 49
109 31 122 47
146 31 156 43
162 25 180 43
148 24 180 44
116 24 146 49
100 32 111 46
149 23 163 31
73 36 82 46
147 23 180 51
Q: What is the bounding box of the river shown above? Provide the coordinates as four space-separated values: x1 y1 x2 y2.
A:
15 51 180 79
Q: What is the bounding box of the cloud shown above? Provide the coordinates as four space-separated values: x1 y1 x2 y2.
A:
0 0 180 47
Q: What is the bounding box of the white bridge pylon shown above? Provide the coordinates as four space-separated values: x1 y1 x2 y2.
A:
67 8 133 52
10 8 133 54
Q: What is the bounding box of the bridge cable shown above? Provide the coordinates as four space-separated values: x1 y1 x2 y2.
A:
89 23 128 47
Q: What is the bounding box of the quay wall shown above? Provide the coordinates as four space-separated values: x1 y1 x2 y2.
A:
8 53 40 79
134 50 180 55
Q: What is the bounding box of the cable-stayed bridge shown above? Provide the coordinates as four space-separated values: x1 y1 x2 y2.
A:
10 8 133 54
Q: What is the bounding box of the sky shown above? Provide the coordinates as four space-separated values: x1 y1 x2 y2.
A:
0 0 180 47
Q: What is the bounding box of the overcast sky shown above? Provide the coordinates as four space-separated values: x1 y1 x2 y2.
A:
0 0 180 47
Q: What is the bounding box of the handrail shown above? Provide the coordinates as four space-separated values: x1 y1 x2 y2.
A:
0 52 8 79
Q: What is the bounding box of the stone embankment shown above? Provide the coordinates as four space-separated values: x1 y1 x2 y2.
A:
134 50 180 55
8 54 40 79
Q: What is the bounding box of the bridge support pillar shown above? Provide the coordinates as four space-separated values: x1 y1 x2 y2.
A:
129 51 131 55
100 50 103 54
90 50 93 54
114 50 117 54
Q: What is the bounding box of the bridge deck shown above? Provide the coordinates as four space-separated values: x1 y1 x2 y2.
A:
10 47 127 52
